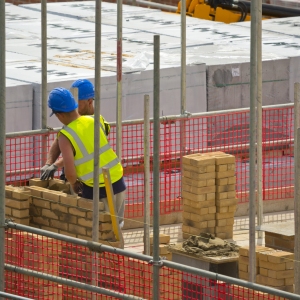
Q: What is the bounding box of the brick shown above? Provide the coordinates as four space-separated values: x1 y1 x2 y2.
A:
182 177 214 188
29 178 49 188
215 170 235 179
99 230 115 240
285 277 294 286
215 155 235 165
182 184 216 195
99 222 113 231
215 225 233 233
183 219 208 229
32 196 51 209
11 190 30 200
42 209 59 220
68 207 86 217
99 212 111 222
60 194 78 206
206 192 215 201
216 192 229 200
276 285 294 293
50 219 68 231
11 209 28 218
150 234 170 245
6 198 29 209
267 251 294 264
5 206 12 216
239 263 248 272
216 212 235 219
42 190 61 202
239 270 249 280
69 223 86 236
183 211 215 222
182 155 215 166
59 212 77 224
183 164 215 174
208 206 216 214
256 274 285 287
9 217 30 225
273 238 294 251
216 164 228 172
78 217 93 228
286 261 294 269
182 191 206 202
268 269 294 279
182 170 215 180
183 198 215 209
259 267 268 276
259 260 286 271
26 186 43 197
216 206 229 213
216 184 235 192
51 202 68 213
32 216 50 226
216 198 238 207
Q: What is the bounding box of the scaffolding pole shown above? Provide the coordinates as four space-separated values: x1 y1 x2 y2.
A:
152 34 161 300
249 0 258 283
0 0 5 296
295 83 300 295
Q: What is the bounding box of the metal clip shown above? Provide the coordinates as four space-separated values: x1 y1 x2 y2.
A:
182 110 192 118
148 258 164 267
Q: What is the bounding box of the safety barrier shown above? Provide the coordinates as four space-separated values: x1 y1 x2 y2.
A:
4 223 298 300
5 104 294 219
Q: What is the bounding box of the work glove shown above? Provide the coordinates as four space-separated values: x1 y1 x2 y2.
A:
40 164 58 180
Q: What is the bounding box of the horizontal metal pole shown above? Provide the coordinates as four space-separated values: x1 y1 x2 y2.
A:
0 291 32 300
162 259 300 300
125 0 177 12
5 103 294 138
5 264 144 300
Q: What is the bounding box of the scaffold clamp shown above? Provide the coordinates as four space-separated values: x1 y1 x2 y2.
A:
148 258 164 267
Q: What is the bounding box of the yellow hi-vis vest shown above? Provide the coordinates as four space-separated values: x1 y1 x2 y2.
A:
60 116 123 187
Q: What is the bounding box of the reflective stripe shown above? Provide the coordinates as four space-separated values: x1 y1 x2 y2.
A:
89 115 105 133
78 157 120 181
74 143 112 166
62 126 89 157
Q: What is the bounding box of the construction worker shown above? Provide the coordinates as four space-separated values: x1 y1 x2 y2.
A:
47 87 126 228
40 79 110 180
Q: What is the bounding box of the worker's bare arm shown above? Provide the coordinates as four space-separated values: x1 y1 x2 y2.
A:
46 139 62 165
58 133 77 186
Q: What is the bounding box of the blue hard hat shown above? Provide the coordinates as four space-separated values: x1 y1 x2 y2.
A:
48 87 78 116
71 79 94 100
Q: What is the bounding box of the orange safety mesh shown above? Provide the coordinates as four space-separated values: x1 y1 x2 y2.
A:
5 228 291 300
5 106 294 219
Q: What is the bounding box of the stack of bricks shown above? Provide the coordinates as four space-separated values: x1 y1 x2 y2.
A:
5 232 62 299
182 152 237 240
147 233 172 260
239 246 294 293
213 152 237 240
181 153 216 240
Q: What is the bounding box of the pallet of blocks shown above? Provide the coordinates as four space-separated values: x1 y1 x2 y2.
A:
181 152 238 240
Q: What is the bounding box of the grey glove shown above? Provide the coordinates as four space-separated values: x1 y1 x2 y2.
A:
40 164 58 180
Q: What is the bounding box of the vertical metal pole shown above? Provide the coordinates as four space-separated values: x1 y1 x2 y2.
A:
144 95 150 256
249 0 258 283
256 0 263 241
41 0 47 164
116 0 123 230
180 0 187 211
92 0 101 294
294 83 300 295
0 0 5 295
153 35 160 300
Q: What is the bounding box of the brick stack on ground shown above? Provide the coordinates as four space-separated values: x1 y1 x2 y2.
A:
181 151 237 240
144 233 172 260
239 246 294 293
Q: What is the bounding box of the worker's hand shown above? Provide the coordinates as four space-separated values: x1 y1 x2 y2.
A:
71 180 83 195
40 164 58 180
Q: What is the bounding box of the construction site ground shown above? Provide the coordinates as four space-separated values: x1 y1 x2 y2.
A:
123 210 295 254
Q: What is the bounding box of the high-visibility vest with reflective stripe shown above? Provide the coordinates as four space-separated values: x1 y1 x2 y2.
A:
60 116 123 187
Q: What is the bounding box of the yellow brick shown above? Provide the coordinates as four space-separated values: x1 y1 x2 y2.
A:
285 277 294 286
182 155 216 166
259 267 268 276
182 184 216 195
256 274 285 287
12 189 31 200
11 209 28 219
68 207 86 217
216 164 228 172
99 230 115 240
77 217 93 228
5 206 12 216
216 192 228 200
216 184 235 192
268 269 294 279
99 212 111 222
183 170 215 180
9 216 29 225
208 206 216 214
239 263 248 273
29 178 49 188
206 193 215 201
267 251 294 264
239 270 249 280
286 261 294 269
32 196 50 209
259 260 286 271
215 155 235 165
228 176 236 184
184 211 215 222
215 225 233 233
42 190 61 202
183 219 208 229
150 234 170 245
216 212 235 219
42 209 59 220
99 222 113 231
216 198 238 207
184 198 215 209
50 219 68 231
216 206 228 213
183 206 209 215
216 219 227 226
183 164 215 174
6 198 29 210
60 194 78 206
215 170 235 179
182 191 206 202
182 177 213 187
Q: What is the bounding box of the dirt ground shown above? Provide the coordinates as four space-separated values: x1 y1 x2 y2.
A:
169 233 239 258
